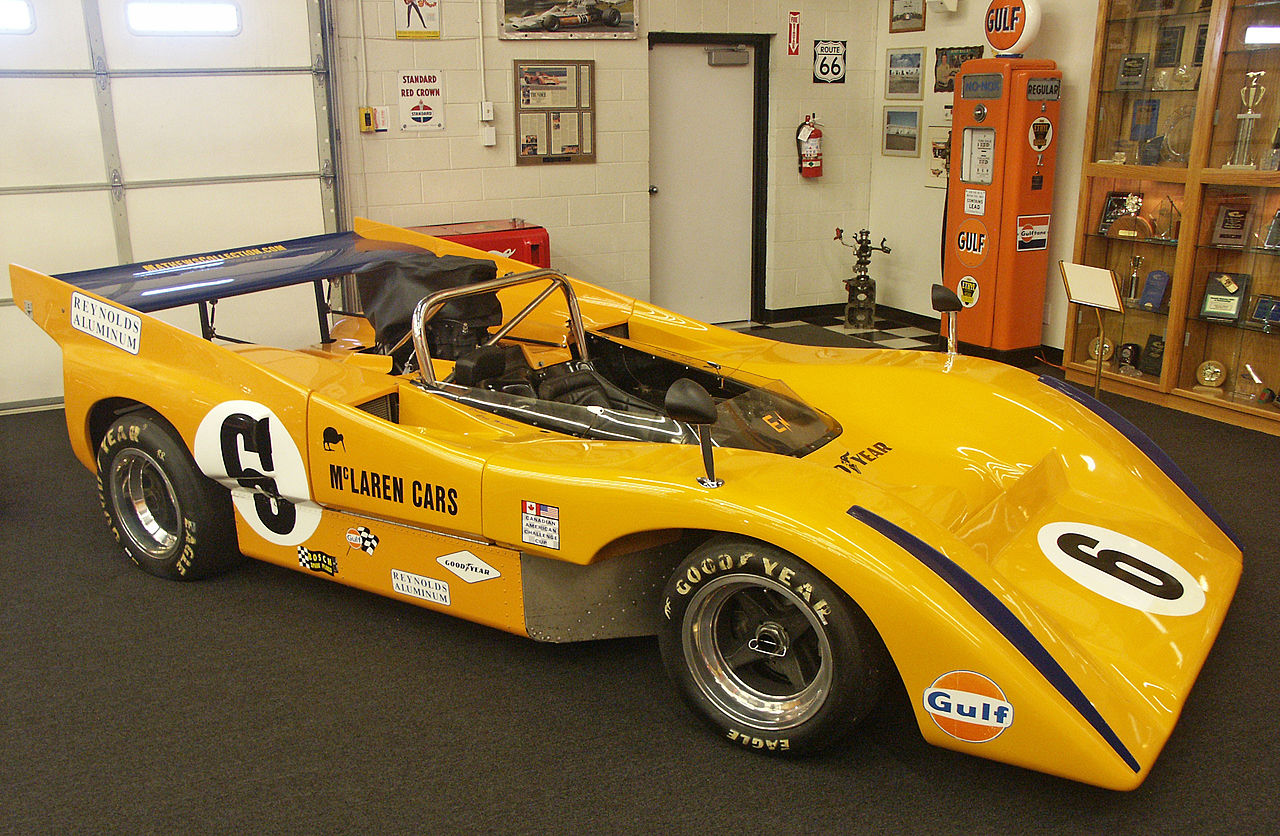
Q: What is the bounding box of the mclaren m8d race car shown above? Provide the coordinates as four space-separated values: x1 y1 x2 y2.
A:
10 218 1240 790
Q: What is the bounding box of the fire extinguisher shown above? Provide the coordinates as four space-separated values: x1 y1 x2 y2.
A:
796 114 823 178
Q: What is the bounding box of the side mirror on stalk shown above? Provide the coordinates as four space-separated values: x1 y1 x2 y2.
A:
931 284 962 358
665 378 722 488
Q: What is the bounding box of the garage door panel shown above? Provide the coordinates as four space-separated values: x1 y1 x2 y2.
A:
98 0 312 70
0 0 91 71
0 307 65 405
0 79 107 187
126 179 326 259
0 192 118 296
113 75 321 181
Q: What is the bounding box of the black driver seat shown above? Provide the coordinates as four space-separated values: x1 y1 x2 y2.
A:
538 368 611 408
451 344 508 388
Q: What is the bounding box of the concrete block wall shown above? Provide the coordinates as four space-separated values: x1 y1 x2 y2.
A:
333 0 876 314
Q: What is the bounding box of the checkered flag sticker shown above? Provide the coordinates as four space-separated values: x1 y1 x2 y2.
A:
345 526 379 555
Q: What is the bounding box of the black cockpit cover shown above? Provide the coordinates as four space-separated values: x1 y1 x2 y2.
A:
355 252 500 355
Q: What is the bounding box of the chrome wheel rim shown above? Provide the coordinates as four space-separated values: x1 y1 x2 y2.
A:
683 574 832 731
110 449 182 560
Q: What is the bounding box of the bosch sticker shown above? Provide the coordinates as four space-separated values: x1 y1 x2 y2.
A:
1038 522 1205 616
194 401 322 547
924 671 1013 743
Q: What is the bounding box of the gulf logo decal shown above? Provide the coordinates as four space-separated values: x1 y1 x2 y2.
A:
924 670 1014 743
985 0 1040 55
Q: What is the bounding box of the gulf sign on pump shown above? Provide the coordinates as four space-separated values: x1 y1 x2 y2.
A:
985 0 1042 56
924 671 1014 743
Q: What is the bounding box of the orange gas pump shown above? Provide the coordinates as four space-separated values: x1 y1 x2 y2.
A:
941 0 1060 364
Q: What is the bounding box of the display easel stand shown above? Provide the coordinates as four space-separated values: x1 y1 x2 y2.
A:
1058 261 1124 400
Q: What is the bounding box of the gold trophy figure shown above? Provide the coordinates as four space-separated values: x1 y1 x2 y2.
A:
1228 71 1267 168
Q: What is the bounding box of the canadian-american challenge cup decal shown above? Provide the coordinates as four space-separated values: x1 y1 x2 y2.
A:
194 401 322 547
924 671 1014 743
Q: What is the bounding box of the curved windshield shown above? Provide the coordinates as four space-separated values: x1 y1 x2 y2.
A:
710 380 839 457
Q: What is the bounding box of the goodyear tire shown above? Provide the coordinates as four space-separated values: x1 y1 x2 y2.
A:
96 410 240 580
658 539 886 753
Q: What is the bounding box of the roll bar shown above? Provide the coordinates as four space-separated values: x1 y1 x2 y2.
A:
409 267 589 387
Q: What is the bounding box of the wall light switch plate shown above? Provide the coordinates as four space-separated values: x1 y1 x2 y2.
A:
480 100 494 121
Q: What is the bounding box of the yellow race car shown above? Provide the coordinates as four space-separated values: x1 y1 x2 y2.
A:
9 218 1240 790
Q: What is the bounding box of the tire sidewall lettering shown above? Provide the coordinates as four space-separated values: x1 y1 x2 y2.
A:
194 400 321 547
665 549 830 625
1037 522 1205 616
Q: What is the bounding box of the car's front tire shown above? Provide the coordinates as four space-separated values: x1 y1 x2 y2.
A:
96 409 240 580
659 539 886 753
543 15 560 31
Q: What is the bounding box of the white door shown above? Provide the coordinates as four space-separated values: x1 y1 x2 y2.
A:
649 43 755 324
0 0 337 410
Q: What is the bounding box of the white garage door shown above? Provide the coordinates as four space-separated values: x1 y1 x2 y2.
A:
0 0 339 410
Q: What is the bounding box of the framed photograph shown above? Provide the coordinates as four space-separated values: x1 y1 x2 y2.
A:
1193 23 1208 65
934 46 984 93
889 0 926 34
514 60 596 165
882 106 922 157
1200 272 1251 322
1115 54 1149 91
500 0 638 39
886 46 925 100
1211 204 1252 247
1155 25 1185 67
1097 191 1137 235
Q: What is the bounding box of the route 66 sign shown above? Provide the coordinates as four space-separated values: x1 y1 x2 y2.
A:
813 40 846 83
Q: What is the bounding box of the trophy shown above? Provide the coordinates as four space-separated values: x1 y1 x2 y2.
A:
1127 254 1145 302
1227 71 1266 168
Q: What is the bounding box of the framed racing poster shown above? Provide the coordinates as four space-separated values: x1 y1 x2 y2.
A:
500 1 638 39
514 60 597 165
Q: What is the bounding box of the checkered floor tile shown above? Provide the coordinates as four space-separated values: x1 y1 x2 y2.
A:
727 314 941 351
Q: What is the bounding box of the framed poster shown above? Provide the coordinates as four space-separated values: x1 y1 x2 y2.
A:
882 106 922 157
935 46 983 93
500 0 638 39
514 60 596 165
889 0 925 34
886 46 925 100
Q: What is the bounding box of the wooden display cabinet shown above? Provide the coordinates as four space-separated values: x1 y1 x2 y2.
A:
1068 0 1280 435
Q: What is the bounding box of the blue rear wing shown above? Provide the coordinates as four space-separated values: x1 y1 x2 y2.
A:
54 231 431 314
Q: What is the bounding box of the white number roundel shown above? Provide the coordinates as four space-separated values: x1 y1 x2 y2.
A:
194 401 322 546
1037 522 1205 616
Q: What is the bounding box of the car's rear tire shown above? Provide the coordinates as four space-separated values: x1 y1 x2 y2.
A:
96 409 240 580
659 539 886 753
604 8 621 26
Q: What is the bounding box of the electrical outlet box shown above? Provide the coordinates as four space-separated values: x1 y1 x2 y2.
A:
480 100 494 122
481 124 497 146
359 107 375 133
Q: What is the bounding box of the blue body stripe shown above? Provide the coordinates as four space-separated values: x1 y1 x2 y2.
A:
1037 375 1242 553
848 505 1142 774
